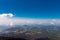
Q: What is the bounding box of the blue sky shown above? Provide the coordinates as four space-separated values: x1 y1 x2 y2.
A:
0 0 60 19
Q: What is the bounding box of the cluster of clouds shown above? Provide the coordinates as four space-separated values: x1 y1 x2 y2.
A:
0 13 14 26
0 13 60 26
0 13 14 18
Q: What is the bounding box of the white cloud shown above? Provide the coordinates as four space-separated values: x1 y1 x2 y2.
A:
0 13 60 27
0 13 14 26
0 13 14 18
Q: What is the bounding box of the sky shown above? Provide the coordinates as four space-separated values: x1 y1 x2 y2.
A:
0 0 60 30
0 0 60 19
0 13 60 26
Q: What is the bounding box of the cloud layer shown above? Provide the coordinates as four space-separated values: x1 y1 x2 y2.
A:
0 13 60 26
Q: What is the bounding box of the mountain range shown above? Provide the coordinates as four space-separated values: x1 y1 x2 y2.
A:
0 24 60 40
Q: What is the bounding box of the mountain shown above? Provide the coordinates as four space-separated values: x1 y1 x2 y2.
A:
0 25 9 31
0 24 60 40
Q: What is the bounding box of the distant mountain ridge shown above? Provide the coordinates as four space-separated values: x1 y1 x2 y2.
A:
0 24 60 40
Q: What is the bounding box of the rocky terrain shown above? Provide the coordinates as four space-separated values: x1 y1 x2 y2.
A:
0 24 60 40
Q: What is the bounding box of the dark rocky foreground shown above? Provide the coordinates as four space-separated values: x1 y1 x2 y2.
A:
0 36 50 40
